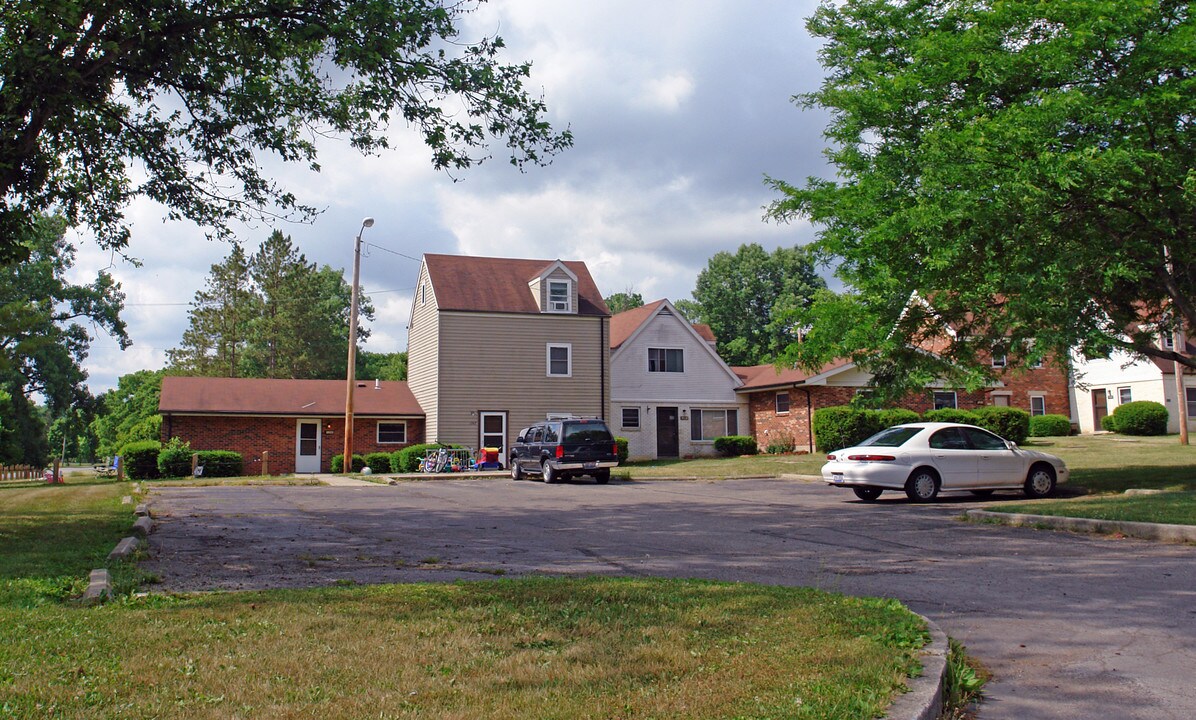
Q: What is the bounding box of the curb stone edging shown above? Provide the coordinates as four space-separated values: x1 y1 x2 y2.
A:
884 614 948 720
966 509 1196 544
82 569 110 604
87 504 152 605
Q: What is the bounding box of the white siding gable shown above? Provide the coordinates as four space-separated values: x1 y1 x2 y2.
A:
612 307 741 403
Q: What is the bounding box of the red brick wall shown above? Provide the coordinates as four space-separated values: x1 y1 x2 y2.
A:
161 415 425 475
745 366 1070 453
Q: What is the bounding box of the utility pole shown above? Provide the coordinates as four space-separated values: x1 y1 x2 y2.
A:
343 217 374 472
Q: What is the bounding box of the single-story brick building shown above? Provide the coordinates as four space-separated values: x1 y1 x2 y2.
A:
734 359 1071 453
159 376 425 474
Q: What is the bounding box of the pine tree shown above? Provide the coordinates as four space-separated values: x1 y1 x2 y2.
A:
167 245 257 376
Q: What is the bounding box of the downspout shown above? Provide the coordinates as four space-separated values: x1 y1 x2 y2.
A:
803 386 813 452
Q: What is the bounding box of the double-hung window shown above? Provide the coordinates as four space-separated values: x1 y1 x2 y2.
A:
648 348 684 373
547 280 571 312
1187 388 1196 419
377 422 407 444
1029 396 1046 416
1118 387 1132 405
933 391 957 410
690 408 738 441
621 407 640 429
547 344 572 377
775 392 790 414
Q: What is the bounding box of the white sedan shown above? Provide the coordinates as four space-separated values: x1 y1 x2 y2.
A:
821 422 1069 502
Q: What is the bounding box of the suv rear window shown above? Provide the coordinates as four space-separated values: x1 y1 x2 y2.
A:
562 422 613 443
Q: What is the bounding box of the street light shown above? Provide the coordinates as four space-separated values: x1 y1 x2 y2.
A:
343 217 374 472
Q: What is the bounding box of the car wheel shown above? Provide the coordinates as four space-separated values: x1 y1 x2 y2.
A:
511 460 523 481
969 489 995 498
542 462 558 484
595 469 610 484
1024 464 1057 499
852 487 882 502
904 469 940 502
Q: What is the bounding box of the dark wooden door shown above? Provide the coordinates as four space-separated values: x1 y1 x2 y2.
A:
656 407 679 458
1093 391 1108 429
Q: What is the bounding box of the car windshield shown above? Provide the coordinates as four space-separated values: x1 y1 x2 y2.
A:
563 423 612 443
859 426 922 448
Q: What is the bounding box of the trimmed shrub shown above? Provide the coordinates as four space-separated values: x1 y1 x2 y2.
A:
971 406 1031 444
1100 414 1118 432
813 406 884 453
363 452 393 474
615 437 629 464
876 408 920 428
393 443 467 472
157 437 193 477
765 436 795 454
198 450 242 478
1112 401 1168 436
922 408 978 425
331 454 367 473
1029 414 1072 437
714 436 758 456
120 440 161 480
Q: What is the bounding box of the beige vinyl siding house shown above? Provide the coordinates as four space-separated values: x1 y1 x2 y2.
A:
407 254 611 460
610 299 747 460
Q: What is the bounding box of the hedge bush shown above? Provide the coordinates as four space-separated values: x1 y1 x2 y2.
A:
120 440 161 480
198 450 243 478
1029 414 1072 437
363 452 393 474
813 406 884 453
331 454 367 473
1100 414 1118 432
764 436 795 454
615 437 629 464
714 436 758 456
157 437 193 477
921 408 978 424
971 406 1030 444
877 408 920 428
1112 401 1169 436
393 443 466 472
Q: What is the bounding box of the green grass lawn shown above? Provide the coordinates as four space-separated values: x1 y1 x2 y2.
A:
0 478 932 719
986 491 1196 526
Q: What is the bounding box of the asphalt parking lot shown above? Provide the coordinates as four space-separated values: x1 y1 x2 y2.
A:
142 477 1196 720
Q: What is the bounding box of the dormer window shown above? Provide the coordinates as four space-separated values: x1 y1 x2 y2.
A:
1161 332 1175 350
547 280 571 313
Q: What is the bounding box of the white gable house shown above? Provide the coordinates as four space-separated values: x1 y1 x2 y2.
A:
610 300 747 460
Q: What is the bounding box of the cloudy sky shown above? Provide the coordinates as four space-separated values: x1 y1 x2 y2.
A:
70 0 834 393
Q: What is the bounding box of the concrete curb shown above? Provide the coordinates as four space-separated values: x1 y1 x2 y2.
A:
82 569 111 604
966 509 1196 544
131 515 153 536
884 614 948 720
107 536 143 562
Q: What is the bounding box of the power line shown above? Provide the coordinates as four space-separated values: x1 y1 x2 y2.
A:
364 241 422 263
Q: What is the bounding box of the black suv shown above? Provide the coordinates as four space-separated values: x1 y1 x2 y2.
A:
510 418 619 484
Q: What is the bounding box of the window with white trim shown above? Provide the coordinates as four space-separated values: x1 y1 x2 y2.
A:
1118 387 1132 405
1186 387 1196 419
775 392 790 414
991 350 1007 368
690 408 738 441
647 347 684 373
933 391 957 410
546 344 571 377
1162 332 1175 350
377 422 407 444
1029 396 1046 416
547 280 571 313
621 407 640 430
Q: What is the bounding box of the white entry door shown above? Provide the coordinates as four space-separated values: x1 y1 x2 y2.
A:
479 412 507 458
295 420 322 473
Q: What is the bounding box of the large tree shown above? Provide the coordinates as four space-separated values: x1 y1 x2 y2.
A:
768 0 1195 390
0 216 126 462
604 290 645 315
688 244 826 366
169 233 373 379
0 0 572 262
91 370 163 458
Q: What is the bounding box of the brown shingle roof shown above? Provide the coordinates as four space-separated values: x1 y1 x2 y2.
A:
692 323 716 344
159 377 424 416
732 360 852 391
609 300 665 349
424 254 609 316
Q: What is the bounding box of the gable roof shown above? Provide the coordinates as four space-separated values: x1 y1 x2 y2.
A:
609 300 666 349
422 253 609 316
733 360 854 392
159 377 424 417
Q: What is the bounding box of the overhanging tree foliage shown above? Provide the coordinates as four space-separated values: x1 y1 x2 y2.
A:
768 0 1195 389
0 0 572 262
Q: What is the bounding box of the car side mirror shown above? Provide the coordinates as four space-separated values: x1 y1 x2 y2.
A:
516 436 525 444
1005 440 1018 450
